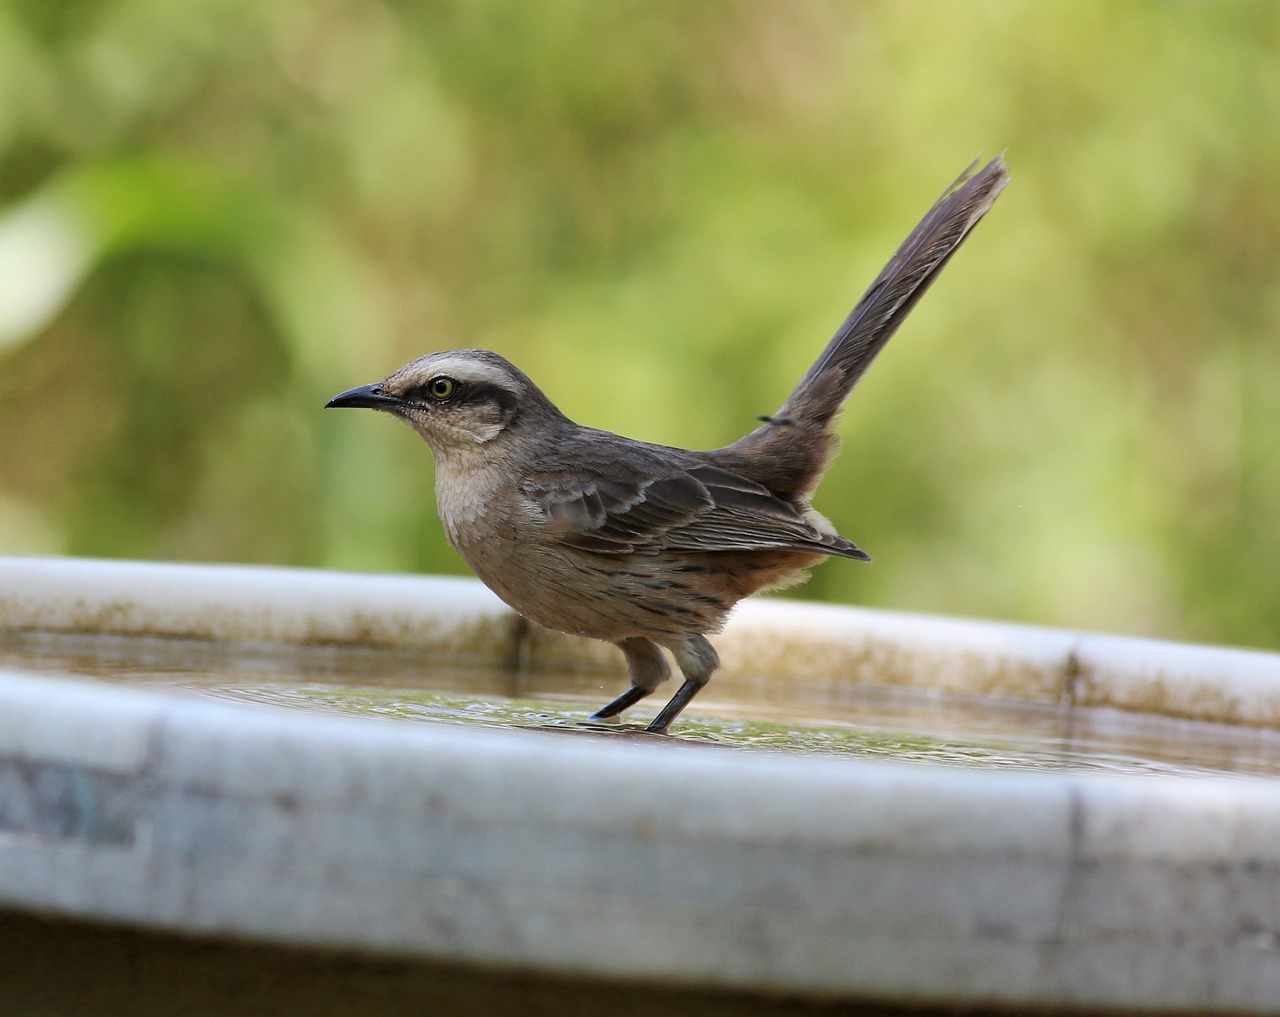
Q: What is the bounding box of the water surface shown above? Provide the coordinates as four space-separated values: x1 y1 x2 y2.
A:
3 631 1277 780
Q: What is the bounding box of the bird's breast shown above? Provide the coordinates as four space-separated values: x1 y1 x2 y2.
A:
433 462 540 553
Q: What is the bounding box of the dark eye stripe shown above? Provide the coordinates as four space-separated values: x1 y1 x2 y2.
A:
408 380 517 414
463 383 519 415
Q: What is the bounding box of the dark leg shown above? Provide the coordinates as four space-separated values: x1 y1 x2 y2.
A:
647 635 720 734
590 637 670 721
644 678 703 734
589 684 649 721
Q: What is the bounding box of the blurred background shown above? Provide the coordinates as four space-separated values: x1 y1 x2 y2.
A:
0 1 1277 650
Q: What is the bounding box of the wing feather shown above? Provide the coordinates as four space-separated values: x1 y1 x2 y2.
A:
523 463 868 560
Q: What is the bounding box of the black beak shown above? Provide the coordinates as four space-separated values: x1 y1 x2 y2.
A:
325 383 404 410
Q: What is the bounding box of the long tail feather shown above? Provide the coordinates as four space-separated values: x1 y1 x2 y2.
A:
716 156 1008 497
777 155 1009 429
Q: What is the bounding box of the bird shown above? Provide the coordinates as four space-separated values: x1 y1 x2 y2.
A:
326 156 1008 733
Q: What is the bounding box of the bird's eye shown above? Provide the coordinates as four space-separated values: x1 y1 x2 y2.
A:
427 377 457 400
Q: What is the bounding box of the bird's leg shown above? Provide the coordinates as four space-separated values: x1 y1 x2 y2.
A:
590 637 670 721
646 635 720 734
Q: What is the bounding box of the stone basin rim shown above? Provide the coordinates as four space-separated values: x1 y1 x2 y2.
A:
1 667 1280 1012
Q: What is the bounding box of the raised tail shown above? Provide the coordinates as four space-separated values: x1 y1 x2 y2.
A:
717 156 1008 496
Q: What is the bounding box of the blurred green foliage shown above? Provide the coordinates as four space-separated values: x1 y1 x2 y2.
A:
1 1 1278 650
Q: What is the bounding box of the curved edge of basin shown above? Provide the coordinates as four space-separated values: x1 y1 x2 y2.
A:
2 555 1280 728
2 665 1280 1013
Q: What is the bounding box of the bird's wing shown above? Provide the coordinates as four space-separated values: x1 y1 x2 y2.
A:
522 464 868 559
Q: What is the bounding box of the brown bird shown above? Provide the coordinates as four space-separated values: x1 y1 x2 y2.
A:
327 156 1008 732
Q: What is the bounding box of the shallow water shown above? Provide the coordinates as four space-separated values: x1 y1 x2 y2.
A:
3 630 1279 780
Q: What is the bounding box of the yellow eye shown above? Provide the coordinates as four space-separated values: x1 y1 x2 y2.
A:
428 377 457 400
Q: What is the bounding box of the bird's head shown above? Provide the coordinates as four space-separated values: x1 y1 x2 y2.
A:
326 349 558 457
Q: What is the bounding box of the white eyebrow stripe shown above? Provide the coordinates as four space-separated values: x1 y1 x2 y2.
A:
386 353 521 397
416 357 514 389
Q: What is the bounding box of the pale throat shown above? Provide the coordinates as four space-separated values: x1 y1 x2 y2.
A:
432 454 514 549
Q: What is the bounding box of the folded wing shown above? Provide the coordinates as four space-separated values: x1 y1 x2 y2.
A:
524 464 869 560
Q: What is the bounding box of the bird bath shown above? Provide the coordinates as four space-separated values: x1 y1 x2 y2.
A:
3 555 1280 1015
